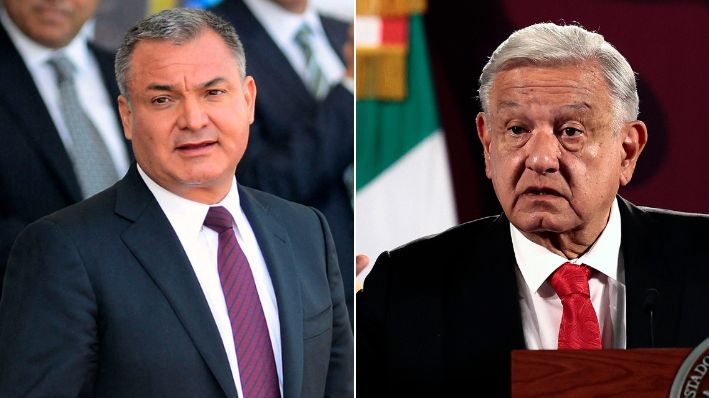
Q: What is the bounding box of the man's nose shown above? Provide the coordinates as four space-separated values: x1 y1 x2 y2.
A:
525 128 560 175
177 97 209 131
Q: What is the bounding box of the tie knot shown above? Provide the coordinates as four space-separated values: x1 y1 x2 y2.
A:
549 262 592 299
294 23 314 48
47 54 75 84
203 206 234 233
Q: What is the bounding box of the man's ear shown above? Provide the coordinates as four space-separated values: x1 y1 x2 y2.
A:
117 95 133 140
242 76 257 125
476 112 493 179
619 120 648 186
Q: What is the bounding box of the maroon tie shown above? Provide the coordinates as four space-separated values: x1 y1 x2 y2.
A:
549 262 602 350
203 206 280 398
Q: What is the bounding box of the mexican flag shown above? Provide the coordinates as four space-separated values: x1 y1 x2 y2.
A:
356 2 456 283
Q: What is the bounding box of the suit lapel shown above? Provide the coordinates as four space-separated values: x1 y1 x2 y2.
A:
619 197 682 348
115 166 238 398
440 215 524 390
0 25 82 202
239 187 304 398
446 214 526 350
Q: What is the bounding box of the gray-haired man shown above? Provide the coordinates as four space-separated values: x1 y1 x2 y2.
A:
0 8 353 397
357 22 709 397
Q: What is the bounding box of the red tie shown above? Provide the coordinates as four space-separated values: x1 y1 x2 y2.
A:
204 206 280 398
549 262 602 350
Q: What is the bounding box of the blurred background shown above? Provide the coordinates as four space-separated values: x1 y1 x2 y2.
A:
82 0 353 49
356 0 709 280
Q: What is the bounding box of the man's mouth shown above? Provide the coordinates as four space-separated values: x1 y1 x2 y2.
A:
521 187 564 197
176 140 217 152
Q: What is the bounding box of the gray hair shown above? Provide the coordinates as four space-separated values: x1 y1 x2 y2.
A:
478 23 639 126
115 8 246 98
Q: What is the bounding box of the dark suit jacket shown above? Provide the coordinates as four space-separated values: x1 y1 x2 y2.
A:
0 165 353 397
210 0 354 322
0 23 130 293
357 197 709 397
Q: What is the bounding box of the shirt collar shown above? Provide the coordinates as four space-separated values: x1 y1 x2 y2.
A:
1 9 93 73
137 165 242 241
511 198 622 293
243 0 325 51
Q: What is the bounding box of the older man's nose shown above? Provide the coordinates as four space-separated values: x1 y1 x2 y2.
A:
525 129 560 175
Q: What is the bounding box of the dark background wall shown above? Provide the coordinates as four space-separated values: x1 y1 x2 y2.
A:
424 0 709 222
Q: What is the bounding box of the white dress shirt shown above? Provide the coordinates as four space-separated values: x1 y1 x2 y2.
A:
1 10 129 178
243 0 352 93
511 198 626 349
138 166 283 397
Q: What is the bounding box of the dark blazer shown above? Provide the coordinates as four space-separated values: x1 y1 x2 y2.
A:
0 165 353 397
0 23 129 292
357 197 709 397
210 0 354 321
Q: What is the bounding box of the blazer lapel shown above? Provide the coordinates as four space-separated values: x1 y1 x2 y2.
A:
115 166 238 398
239 187 304 398
0 25 81 202
438 214 524 391
619 197 682 348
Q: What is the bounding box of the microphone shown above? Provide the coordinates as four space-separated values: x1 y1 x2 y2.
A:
643 288 660 348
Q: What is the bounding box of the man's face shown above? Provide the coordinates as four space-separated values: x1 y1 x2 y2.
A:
118 29 256 204
477 63 646 246
3 0 99 48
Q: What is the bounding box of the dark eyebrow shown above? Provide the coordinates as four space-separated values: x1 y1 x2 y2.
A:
145 77 228 93
146 83 175 92
201 77 226 88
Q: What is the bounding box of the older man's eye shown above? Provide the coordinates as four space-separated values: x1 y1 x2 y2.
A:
508 126 526 135
561 127 583 137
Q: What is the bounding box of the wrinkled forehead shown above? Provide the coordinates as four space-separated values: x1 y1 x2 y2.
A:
127 32 242 90
488 63 613 113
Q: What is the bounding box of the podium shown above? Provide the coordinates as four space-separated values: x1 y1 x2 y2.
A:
511 348 692 397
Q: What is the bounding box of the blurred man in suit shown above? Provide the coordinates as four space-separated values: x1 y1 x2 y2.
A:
0 8 352 397
0 0 131 294
210 0 354 322
357 22 709 396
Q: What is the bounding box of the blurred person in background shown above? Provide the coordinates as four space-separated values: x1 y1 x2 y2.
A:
0 0 131 295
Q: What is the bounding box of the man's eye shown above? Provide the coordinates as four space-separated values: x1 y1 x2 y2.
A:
207 89 225 96
508 126 526 135
561 127 583 137
151 97 170 104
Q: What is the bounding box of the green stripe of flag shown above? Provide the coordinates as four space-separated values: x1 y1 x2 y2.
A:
356 15 439 190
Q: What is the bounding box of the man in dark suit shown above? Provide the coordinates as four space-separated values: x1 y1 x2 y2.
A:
210 0 354 322
0 0 131 293
357 23 709 396
0 8 352 397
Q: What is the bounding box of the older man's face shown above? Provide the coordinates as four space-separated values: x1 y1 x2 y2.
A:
477 63 646 246
118 29 255 204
